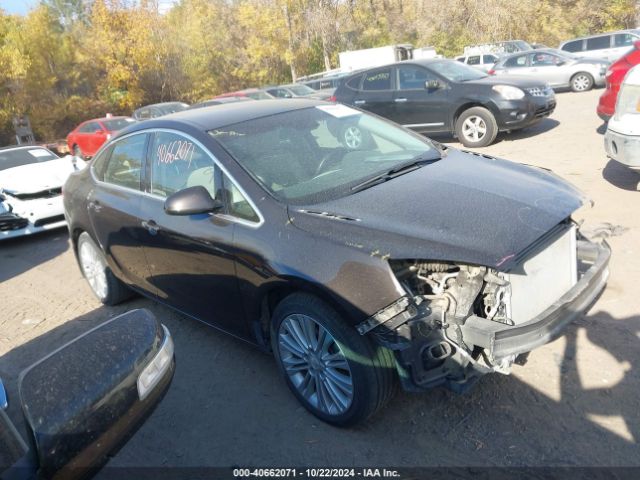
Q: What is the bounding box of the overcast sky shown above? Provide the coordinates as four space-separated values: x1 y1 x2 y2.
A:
0 1 177 15
0 0 37 15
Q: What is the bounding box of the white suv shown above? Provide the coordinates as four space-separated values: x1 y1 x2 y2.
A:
559 30 640 62
455 53 499 72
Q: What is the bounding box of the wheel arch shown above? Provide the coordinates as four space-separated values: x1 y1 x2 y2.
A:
452 101 500 128
252 277 362 351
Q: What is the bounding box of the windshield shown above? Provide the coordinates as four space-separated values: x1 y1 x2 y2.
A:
0 147 58 171
103 118 136 131
156 103 189 115
429 60 488 82
547 48 579 60
209 105 438 205
288 84 316 96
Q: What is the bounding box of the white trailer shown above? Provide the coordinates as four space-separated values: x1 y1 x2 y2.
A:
338 44 413 72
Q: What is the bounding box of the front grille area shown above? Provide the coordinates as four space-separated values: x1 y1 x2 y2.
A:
527 86 554 97
33 214 65 227
535 101 556 118
0 213 29 231
12 187 62 201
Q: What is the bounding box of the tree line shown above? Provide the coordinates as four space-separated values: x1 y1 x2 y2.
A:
0 0 637 144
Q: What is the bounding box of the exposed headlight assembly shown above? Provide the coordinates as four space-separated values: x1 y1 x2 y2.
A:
493 85 526 100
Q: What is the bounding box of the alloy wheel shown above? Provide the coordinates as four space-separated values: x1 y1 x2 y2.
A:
343 126 363 149
79 240 108 300
462 115 487 143
573 74 591 91
278 313 354 416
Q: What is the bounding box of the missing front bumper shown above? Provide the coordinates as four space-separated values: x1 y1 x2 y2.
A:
459 239 610 359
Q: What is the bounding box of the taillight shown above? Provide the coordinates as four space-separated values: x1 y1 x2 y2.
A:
488 69 495 75
328 95 337 102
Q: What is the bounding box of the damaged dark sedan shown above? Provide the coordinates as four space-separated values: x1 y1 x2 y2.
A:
63 99 610 426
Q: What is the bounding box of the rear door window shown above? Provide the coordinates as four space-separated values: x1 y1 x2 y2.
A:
586 35 611 51
102 134 147 190
531 52 560 66
505 55 528 67
483 54 498 64
562 40 583 53
362 69 392 91
149 131 217 198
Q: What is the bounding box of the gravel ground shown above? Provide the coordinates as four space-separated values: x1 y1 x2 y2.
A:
0 89 638 471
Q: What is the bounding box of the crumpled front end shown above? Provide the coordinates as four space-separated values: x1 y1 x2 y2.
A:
0 189 66 240
358 221 611 393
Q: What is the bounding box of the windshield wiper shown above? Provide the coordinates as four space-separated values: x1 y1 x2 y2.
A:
350 153 441 193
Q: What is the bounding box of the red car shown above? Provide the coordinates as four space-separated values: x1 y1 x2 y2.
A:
66 116 136 159
597 40 640 121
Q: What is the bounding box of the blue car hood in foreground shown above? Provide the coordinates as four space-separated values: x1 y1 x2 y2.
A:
290 149 586 270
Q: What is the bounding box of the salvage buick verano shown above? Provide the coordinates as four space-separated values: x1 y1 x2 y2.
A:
64 99 610 426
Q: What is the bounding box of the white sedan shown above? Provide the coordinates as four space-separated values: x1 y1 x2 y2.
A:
0 145 84 240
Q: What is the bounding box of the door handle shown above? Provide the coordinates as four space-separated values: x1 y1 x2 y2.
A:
88 200 102 212
141 220 159 236
394 98 408 103
354 100 366 105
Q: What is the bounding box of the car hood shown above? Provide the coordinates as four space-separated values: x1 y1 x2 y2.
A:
463 75 548 89
0 157 77 195
289 149 586 270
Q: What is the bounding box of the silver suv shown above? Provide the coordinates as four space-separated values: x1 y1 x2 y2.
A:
559 29 640 62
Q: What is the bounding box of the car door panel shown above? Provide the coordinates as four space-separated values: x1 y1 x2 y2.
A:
88 187 152 290
87 133 153 291
392 65 449 131
351 68 395 118
138 131 248 337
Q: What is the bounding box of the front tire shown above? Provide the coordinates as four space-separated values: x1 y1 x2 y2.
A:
271 293 396 427
455 106 498 148
77 232 132 305
570 72 594 92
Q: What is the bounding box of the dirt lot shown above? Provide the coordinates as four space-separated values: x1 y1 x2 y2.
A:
1 89 639 470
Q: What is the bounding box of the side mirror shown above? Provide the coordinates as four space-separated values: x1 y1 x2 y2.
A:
556 60 566 66
14 309 174 479
426 79 442 90
164 185 223 216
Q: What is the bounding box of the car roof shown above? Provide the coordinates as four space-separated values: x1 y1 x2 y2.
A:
342 58 451 78
137 102 187 109
123 98 328 133
84 116 130 123
561 29 640 43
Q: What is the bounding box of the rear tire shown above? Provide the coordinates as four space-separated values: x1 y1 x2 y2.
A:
77 232 132 305
570 72 594 92
271 293 397 427
455 106 498 148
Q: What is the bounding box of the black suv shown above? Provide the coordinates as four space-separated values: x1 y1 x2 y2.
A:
334 59 556 147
